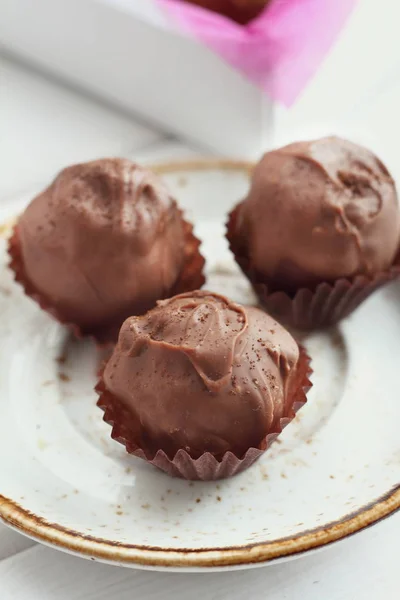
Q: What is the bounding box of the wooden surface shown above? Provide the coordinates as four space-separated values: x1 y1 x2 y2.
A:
0 33 399 598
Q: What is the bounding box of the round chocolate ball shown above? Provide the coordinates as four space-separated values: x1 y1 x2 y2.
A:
15 159 201 336
101 291 301 459
232 136 400 293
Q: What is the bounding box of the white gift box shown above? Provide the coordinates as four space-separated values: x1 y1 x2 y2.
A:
0 0 399 157
0 0 273 157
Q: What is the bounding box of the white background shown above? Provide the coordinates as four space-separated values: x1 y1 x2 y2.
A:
1 1 400 594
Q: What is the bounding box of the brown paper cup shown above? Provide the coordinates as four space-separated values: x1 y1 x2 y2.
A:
96 347 312 481
171 211 206 296
227 205 400 330
8 214 205 345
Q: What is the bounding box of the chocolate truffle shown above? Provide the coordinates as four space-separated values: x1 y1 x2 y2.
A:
11 159 204 338
182 0 269 24
99 291 303 460
230 136 400 293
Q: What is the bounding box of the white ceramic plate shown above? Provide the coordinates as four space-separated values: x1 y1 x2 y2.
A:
0 159 399 571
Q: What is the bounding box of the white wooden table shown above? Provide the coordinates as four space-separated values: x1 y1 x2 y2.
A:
0 54 399 599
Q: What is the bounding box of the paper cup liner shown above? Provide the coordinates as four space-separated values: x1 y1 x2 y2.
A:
171 212 206 296
95 347 312 481
8 213 205 345
226 205 400 330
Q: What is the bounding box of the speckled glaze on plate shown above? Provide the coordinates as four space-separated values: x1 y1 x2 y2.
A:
0 159 399 571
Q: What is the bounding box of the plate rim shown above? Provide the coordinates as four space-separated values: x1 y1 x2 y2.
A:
1 487 399 568
1 158 399 569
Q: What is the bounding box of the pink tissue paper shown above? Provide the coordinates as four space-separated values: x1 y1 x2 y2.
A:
157 0 358 106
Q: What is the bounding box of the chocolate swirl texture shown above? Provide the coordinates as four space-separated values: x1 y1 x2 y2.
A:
233 137 400 292
16 159 187 333
102 291 300 459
